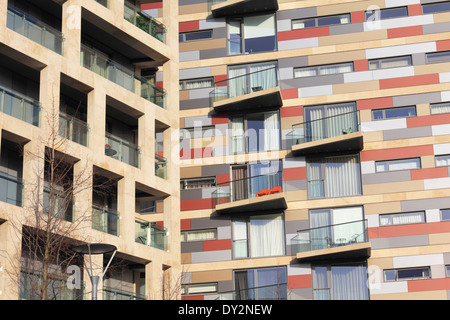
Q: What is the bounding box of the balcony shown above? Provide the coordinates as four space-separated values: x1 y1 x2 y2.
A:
210 66 282 113
289 110 363 156
92 205 119 236
81 44 166 108
105 132 140 168
59 112 89 147
211 0 279 18
124 1 166 43
0 86 40 127
135 219 168 251
7 5 64 54
213 172 286 214
291 220 371 262
0 172 24 207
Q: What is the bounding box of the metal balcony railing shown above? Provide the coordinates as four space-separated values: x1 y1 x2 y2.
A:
92 205 119 236
209 66 278 104
0 86 40 126
290 219 369 255
0 172 24 207
105 132 140 168
213 172 283 207
209 283 288 300
59 112 89 146
124 1 166 43
289 110 361 147
135 219 168 251
81 44 166 108
7 5 64 54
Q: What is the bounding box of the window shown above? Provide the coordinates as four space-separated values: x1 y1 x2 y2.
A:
384 267 430 281
292 13 351 29
307 154 362 199
303 102 358 143
230 110 280 154
426 51 450 64
422 1 450 14
430 102 450 115
441 209 450 221
436 154 450 167
181 283 218 296
368 55 412 70
179 77 214 90
232 213 285 259
372 106 416 120
365 6 409 21
379 211 425 226
227 14 276 55
179 30 212 42
234 267 287 300
376 157 421 172
294 62 354 78
180 177 216 190
181 229 217 242
312 263 369 300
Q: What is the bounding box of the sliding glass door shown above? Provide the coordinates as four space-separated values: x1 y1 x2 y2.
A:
228 62 278 99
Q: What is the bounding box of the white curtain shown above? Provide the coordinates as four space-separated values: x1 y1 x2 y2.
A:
380 211 425 226
249 214 284 258
230 117 245 154
431 102 450 115
304 106 325 142
332 207 364 243
232 219 248 259
313 267 330 300
264 112 280 151
250 62 277 93
185 78 213 89
331 265 369 300
186 230 216 241
228 66 248 98
436 155 450 166
324 155 361 198
310 209 332 250
307 161 324 198
320 63 353 75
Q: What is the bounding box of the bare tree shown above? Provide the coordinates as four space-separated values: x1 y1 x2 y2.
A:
2 95 109 300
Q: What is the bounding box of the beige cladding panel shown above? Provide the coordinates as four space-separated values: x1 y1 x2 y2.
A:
179 2 209 15
180 38 226 52
181 166 203 178
362 180 425 196
319 30 387 47
315 0 386 16
308 50 366 66
191 269 233 283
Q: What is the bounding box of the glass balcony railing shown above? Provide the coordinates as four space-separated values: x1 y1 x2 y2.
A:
155 153 167 179
135 219 168 251
124 1 166 43
7 5 64 54
213 283 288 300
103 287 146 300
213 172 283 207
92 205 119 236
81 44 166 108
105 132 140 168
0 86 40 126
209 66 278 104
59 112 89 146
0 172 24 207
291 219 369 255
289 110 360 147
43 188 74 222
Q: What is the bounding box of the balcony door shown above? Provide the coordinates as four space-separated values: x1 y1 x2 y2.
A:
232 165 248 202
304 102 357 142
228 62 277 99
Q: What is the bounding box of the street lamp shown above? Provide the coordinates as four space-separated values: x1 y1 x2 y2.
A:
71 243 117 300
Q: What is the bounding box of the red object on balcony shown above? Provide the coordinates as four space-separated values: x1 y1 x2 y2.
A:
256 189 270 197
269 186 282 194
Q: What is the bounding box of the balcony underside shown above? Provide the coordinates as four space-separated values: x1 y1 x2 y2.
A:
213 87 282 113
291 131 363 156
296 242 371 262
215 192 287 214
211 0 279 18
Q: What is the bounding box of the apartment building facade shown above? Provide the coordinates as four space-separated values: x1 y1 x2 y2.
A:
170 0 450 300
0 0 181 300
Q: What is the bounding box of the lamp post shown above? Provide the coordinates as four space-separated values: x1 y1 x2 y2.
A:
71 243 117 300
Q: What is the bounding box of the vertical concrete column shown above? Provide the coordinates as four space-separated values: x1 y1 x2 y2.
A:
72 157 93 233
87 87 106 156
22 139 45 212
0 221 22 300
39 65 61 140
117 174 135 247
145 256 163 300
109 0 125 19
62 0 82 63
138 111 155 176
0 0 7 40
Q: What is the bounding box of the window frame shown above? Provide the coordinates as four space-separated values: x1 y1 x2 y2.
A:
292 13 351 30
179 29 213 43
430 101 450 115
179 77 214 90
371 105 417 120
379 211 426 226
294 61 354 78
435 154 450 167
181 282 218 296
384 267 431 282
422 1 450 14
440 209 450 221
180 228 218 242
180 176 216 190
368 55 412 70
426 50 450 64
375 157 421 173
365 6 409 21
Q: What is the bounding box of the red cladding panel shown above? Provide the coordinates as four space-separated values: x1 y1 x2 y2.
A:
179 21 199 32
